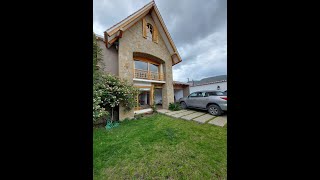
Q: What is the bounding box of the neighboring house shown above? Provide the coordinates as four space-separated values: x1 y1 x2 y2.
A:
188 75 227 93
96 1 183 120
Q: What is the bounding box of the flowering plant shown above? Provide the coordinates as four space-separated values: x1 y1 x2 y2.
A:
93 33 139 122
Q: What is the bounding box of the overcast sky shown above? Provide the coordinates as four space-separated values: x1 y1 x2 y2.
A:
93 0 227 82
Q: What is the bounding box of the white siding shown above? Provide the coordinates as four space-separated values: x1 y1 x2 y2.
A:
174 89 184 101
189 82 227 93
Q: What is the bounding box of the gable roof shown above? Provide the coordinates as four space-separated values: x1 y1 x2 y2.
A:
103 1 182 66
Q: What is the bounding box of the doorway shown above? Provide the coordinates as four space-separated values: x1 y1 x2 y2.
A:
138 91 150 109
134 85 153 110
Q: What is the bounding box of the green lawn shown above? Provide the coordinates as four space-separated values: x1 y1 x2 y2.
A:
93 113 227 179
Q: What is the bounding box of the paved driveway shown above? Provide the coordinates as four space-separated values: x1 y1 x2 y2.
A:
158 108 227 127
186 108 227 118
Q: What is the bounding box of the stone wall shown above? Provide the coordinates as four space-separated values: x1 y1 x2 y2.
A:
118 14 174 120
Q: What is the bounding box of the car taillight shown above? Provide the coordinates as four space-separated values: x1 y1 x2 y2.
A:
220 97 227 100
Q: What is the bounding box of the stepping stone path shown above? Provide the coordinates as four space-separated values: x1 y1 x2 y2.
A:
180 112 205 121
193 114 216 124
208 116 227 127
166 110 187 116
158 109 227 127
172 110 196 118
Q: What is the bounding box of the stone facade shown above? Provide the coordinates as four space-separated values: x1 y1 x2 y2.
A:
118 14 174 120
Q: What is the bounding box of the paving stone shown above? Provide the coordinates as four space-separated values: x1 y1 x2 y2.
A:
157 109 172 114
166 110 188 115
180 112 205 121
171 110 196 118
208 116 227 127
134 108 153 115
193 114 216 124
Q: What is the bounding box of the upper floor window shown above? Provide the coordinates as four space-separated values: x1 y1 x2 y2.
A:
149 63 158 73
134 59 163 80
134 60 148 71
146 23 153 41
142 18 158 43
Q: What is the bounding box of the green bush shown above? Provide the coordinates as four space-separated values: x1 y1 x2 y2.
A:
93 73 139 122
169 102 182 111
93 33 139 123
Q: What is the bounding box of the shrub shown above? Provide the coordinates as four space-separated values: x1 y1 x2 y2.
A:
93 33 139 123
169 102 182 111
93 73 139 122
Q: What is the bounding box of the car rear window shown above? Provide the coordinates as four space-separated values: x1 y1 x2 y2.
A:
206 91 225 96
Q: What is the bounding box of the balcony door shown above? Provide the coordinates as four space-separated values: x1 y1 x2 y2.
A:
134 58 162 81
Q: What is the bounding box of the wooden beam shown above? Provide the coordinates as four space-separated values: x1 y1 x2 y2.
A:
108 37 118 45
107 2 154 36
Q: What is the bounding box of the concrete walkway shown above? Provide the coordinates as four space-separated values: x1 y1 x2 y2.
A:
157 109 227 127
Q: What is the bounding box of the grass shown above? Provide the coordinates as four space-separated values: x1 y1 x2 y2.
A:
93 113 227 179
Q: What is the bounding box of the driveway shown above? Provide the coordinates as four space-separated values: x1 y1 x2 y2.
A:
157 108 227 127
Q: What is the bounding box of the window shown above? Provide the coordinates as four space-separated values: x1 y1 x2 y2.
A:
134 58 162 80
189 92 204 98
134 60 148 70
206 91 224 96
198 92 206 97
142 18 158 43
189 92 198 98
149 63 158 73
146 23 153 40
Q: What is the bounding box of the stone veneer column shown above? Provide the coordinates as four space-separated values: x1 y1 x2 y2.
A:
162 60 174 109
118 39 135 121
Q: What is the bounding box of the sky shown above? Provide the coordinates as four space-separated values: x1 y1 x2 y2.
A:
93 0 227 82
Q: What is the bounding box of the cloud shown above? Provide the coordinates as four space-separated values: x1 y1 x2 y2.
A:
173 29 227 82
93 0 227 82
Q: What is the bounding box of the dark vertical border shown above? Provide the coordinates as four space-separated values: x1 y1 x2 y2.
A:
3 0 94 179
226 0 316 178
2 0 93 177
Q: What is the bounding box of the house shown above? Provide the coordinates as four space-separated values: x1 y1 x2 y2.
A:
188 75 227 93
96 1 183 120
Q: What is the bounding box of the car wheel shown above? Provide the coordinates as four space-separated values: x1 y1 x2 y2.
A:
180 102 187 109
208 104 222 116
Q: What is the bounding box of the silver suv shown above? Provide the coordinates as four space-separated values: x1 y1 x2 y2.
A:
179 90 227 116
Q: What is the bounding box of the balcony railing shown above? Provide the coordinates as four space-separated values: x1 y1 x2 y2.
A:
134 69 164 81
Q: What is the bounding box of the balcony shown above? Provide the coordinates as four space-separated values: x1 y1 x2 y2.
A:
134 69 164 81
